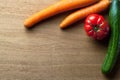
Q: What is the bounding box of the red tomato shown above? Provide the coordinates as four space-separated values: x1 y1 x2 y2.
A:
84 14 109 40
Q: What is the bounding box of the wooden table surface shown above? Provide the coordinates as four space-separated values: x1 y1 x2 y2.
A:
1 0 120 80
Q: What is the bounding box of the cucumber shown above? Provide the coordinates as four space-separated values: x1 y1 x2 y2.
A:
102 0 120 74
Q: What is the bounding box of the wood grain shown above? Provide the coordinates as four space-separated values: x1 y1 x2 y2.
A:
0 0 120 80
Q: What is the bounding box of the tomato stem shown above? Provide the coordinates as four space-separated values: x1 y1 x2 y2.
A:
94 26 98 31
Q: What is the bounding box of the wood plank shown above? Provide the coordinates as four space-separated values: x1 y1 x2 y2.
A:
0 0 120 80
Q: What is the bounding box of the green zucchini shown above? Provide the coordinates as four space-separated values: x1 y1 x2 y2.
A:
102 0 120 74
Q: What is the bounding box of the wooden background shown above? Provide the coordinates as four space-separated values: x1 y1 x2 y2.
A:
0 0 120 80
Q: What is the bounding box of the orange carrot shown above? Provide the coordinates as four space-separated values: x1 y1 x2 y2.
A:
60 0 110 28
24 0 99 28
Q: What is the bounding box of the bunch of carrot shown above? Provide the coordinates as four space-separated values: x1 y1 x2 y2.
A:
24 0 110 29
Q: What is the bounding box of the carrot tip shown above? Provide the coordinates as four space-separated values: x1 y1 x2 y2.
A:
24 23 29 28
60 23 65 29
24 20 32 28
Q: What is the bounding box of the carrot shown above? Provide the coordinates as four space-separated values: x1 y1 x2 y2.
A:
60 0 110 28
24 0 99 28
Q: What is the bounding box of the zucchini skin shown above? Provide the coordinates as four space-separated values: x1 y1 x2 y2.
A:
102 0 120 74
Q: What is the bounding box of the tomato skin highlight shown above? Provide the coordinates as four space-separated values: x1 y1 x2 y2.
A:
84 14 109 40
